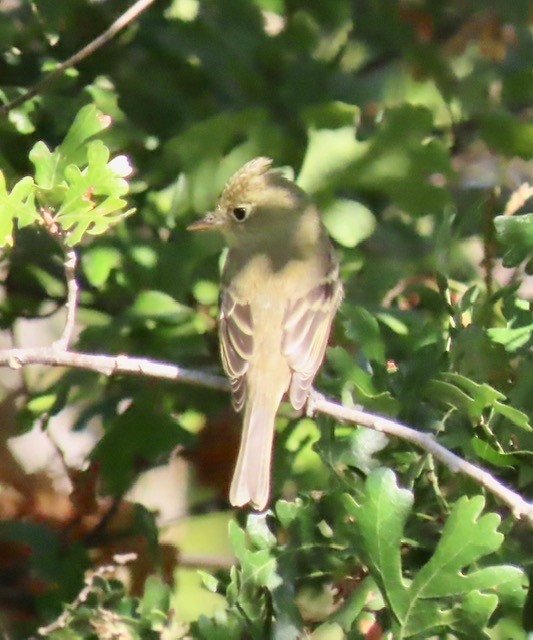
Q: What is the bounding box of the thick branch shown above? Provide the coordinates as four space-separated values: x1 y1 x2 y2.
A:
0 347 531 525
1 0 159 115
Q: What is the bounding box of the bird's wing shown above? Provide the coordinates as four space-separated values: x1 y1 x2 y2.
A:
219 288 253 412
281 258 342 410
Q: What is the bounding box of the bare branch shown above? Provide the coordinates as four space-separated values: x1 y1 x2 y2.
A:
308 392 533 525
0 347 531 525
0 347 229 392
0 0 159 115
53 247 79 350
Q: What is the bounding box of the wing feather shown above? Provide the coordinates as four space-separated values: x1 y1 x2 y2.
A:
219 289 253 412
282 256 342 410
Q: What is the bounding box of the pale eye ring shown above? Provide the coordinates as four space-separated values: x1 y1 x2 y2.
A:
232 206 248 222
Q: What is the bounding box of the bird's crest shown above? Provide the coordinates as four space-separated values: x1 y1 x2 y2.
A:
220 157 273 204
231 157 273 183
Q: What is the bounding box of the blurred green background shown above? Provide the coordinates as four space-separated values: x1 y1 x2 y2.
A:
0 0 531 638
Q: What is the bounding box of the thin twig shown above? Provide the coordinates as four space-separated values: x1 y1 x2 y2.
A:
0 0 159 115
0 346 531 525
308 392 533 525
53 247 79 350
37 553 138 636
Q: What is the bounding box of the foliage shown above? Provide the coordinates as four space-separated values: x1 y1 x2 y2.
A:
42 567 173 640
1 104 132 247
347 470 524 638
0 0 531 638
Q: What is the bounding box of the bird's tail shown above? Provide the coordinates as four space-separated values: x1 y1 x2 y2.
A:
229 389 281 511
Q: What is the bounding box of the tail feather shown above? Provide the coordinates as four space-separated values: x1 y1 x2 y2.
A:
229 392 280 511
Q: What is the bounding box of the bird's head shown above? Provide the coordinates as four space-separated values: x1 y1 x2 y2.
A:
187 157 309 246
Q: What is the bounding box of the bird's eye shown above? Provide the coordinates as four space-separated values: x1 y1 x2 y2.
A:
232 206 248 222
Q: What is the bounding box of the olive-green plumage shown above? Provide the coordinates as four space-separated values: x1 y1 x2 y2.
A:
188 157 342 510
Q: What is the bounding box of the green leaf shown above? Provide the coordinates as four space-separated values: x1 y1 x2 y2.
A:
426 374 502 424
449 590 498 638
322 199 376 248
275 500 302 528
56 139 133 245
82 245 122 288
246 512 277 550
347 468 413 619
298 106 451 212
27 106 133 245
198 570 219 593
138 575 171 619
351 105 452 214
7 101 37 134
30 105 110 190
29 140 61 190
27 393 58 414
92 400 191 494
302 101 360 130
480 112 533 159
327 346 399 414
494 213 533 267
329 576 376 631
343 306 386 364
0 520 87 615
441 372 504 404
329 428 389 474
129 290 193 321
425 373 531 431
245 549 283 591
487 323 533 351
227 519 282 603
297 126 366 193
470 438 520 467
0 172 37 247
193 279 219 305
348 470 526 638
60 104 110 157
376 312 409 336
228 519 248 562
493 401 531 431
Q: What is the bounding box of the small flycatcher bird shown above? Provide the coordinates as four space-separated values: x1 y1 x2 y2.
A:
188 157 342 510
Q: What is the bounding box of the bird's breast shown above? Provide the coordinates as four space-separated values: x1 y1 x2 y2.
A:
225 246 325 303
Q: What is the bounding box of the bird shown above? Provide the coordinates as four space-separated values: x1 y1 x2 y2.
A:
188 157 342 510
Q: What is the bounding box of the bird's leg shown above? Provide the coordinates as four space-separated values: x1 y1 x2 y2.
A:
306 389 325 418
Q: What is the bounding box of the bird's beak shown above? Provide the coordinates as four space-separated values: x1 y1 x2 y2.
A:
187 212 218 232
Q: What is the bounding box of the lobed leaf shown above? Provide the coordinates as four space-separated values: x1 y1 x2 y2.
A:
0 172 38 247
348 469 526 638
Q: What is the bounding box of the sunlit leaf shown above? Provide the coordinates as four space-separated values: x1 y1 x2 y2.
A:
346 469 526 638
494 213 533 267
0 172 37 247
323 199 376 248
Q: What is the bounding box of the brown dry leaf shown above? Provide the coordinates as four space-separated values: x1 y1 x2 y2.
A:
444 10 515 61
